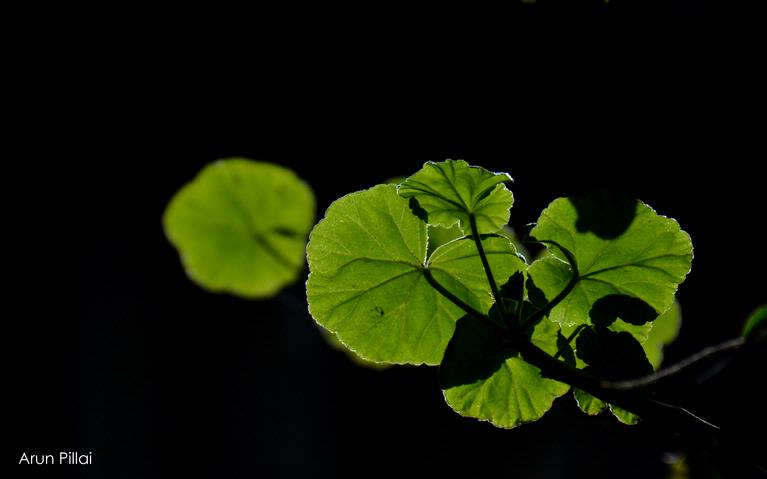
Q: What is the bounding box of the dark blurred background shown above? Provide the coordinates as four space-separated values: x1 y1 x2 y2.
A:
9 3 767 478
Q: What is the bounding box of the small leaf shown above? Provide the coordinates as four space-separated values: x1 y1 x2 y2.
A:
608 405 641 425
306 184 524 365
440 316 570 429
642 299 682 369
742 304 767 340
398 159 513 234
574 388 606 415
528 191 692 330
163 158 315 298
574 389 641 424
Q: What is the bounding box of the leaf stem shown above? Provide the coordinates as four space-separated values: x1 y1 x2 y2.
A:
517 240 580 332
426 233 724 432
468 214 505 315
422 268 492 326
509 336 719 432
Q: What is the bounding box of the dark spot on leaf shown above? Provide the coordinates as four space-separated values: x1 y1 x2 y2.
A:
372 306 385 317
408 197 429 223
570 191 638 239
272 227 302 239
589 294 659 327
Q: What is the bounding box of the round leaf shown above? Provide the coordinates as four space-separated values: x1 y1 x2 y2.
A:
529 192 692 327
163 158 315 298
306 184 524 365
398 159 513 234
440 316 570 428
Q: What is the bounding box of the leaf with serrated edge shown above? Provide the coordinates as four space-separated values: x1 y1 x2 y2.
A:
440 316 570 428
529 192 692 328
574 388 606 415
609 404 640 425
306 184 525 365
163 158 315 298
398 159 513 234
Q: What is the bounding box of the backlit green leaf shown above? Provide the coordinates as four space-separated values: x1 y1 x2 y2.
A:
529 191 692 328
306 184 524 365
163 158 315 298
574 388 606 415
398 159 513 234
440 316 570 428
609 405 640 425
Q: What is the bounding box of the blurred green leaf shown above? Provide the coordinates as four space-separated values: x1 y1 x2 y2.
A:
163 158 314 298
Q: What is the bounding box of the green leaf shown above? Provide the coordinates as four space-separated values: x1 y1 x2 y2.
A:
427 224 463 256
528 191 692 329
742 304 767 340
608 405 641 425
642 299 682 369
574 388 606 415
440 316 570 428
306 184 525 365
163 158 315 298
398 159 513 234
573 389 641 424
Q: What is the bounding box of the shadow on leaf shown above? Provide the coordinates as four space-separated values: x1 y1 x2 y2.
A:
589 294 659 327
570 191 637 239
576 327 653 381
439 315 515 389
407 197 429 223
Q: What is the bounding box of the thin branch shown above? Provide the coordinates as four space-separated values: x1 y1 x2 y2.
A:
511 338 720 432
602 337 747 390
517 240 580 332
421 268 504 333
468 214 505 315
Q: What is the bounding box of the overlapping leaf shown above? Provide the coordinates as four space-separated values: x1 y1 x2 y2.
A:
440 314 570 428
398 159 513 234
163 158 315 298
528 191 692 329
306 184 525 365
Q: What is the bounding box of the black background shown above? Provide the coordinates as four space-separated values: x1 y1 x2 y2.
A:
9 4 767 478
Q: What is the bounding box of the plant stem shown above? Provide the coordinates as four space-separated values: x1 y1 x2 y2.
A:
428 235 724 433
601 337 747 390
517 240 580 332
509 336 719 432
468 214 506 315
422 268 494 327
